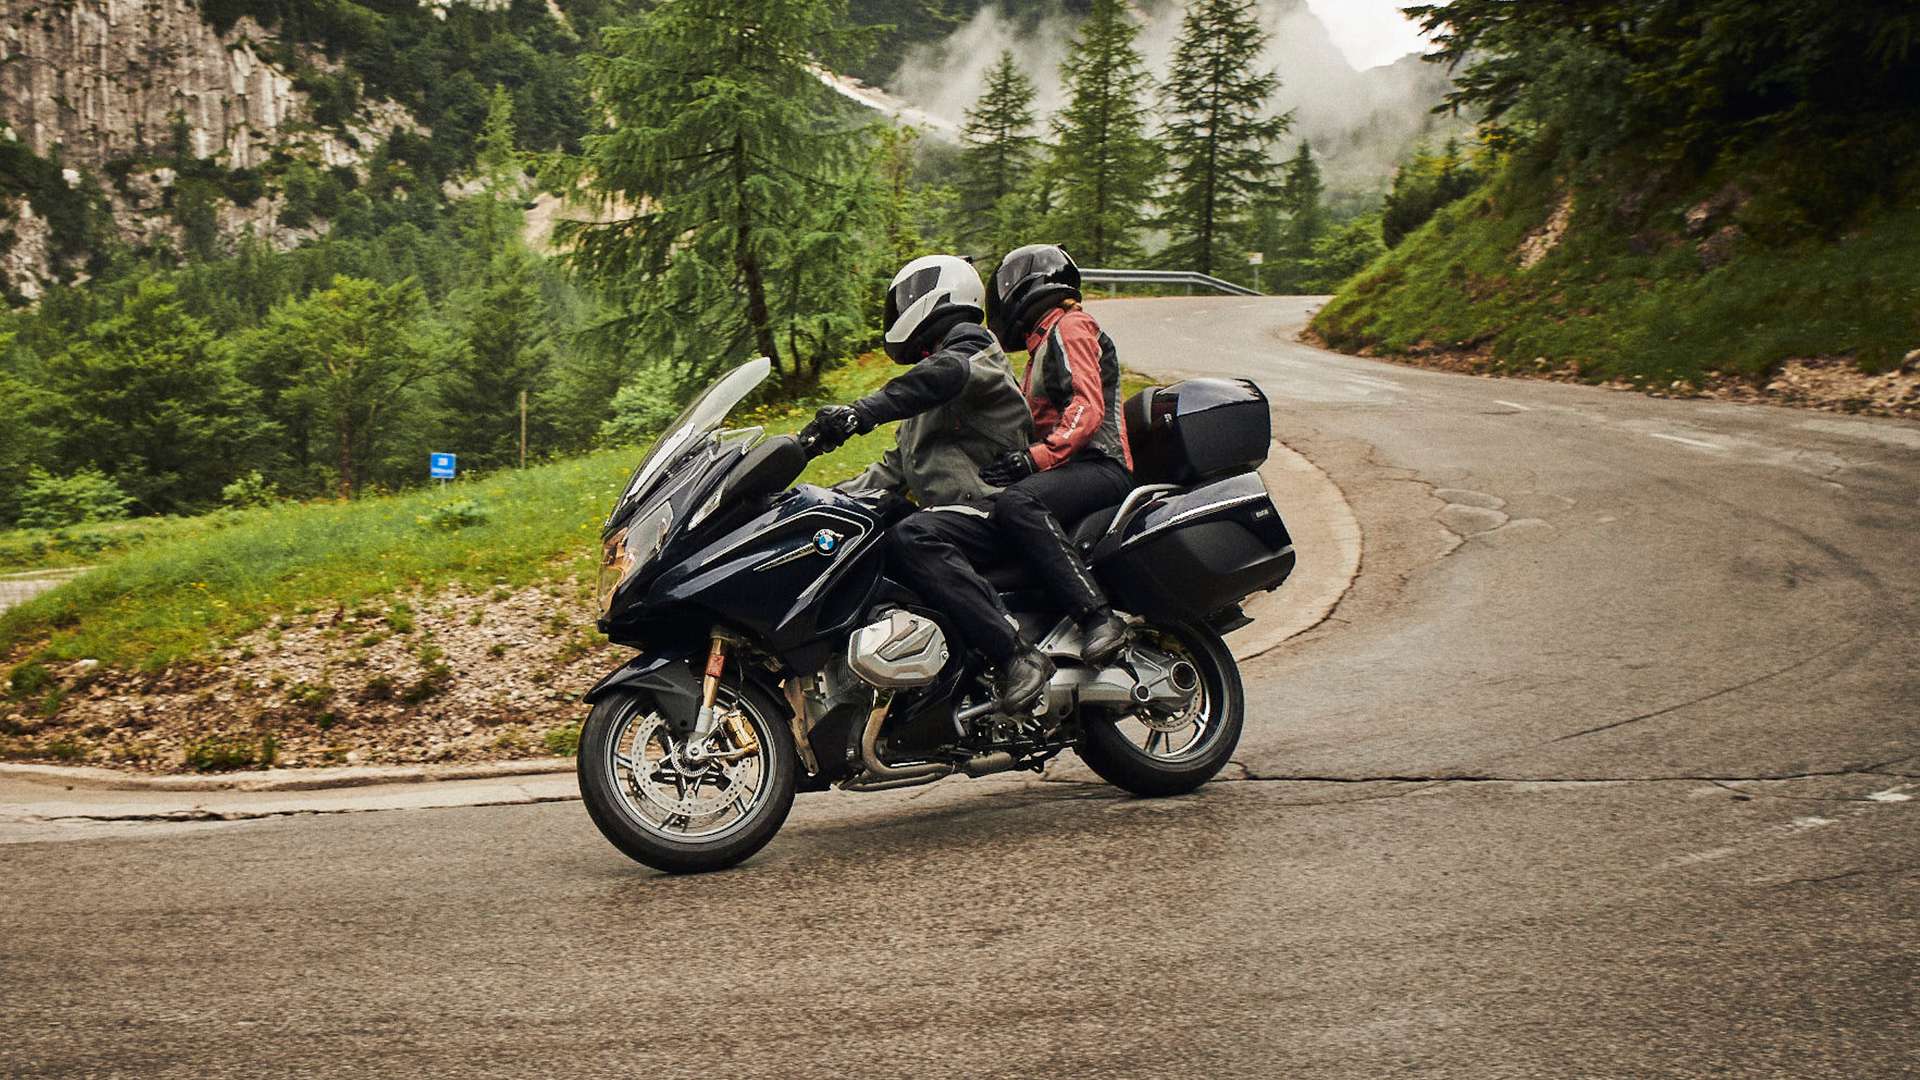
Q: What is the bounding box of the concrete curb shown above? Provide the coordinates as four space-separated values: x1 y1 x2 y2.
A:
1226 438 1363 662
0 758 575 793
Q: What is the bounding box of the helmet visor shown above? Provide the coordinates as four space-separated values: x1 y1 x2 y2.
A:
884 266 945 332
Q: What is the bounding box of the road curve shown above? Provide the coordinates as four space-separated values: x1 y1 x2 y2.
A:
3 298 1914 1079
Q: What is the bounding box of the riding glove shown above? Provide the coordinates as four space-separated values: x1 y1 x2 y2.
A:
980 449 1037 488
801 404 867 453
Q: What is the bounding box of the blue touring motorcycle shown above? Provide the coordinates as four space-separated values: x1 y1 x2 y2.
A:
581 358 1295 872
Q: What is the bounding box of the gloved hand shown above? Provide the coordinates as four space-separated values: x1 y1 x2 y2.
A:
799 404 864 455
980 449 1036 488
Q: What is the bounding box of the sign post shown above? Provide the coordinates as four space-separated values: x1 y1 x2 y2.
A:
1247 251 1264 294
430 452 456 487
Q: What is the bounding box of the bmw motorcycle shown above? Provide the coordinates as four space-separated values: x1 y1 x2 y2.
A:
581 357 1296 873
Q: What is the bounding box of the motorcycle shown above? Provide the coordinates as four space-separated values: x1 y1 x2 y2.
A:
580 357 1296 872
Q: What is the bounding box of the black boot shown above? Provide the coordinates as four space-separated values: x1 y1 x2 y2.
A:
1080 607 1130 666
993 645 1055 715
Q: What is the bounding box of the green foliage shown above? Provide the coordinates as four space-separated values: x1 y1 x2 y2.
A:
437 248 553 471
557 0 874 386
183 731 276 772
1253 141 1330 292
1156 0 1291 278
1048 0 1160 266
1408 0 1920 228
29 278 269 515
421 498 489 531
7 661 52 699
242 276 449 498
957 51 1039 248
599 364 689 448
543 722 582 757
1381 139 1484 248
18 468 134 529
1313 159 1920 384
220 471 279 509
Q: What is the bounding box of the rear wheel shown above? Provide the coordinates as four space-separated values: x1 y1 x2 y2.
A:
1076 620 1243 797
577 676 797 873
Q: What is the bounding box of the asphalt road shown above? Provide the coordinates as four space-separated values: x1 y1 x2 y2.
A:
5 298 1916 1078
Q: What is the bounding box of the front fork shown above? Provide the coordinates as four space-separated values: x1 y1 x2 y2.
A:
680 634 756 766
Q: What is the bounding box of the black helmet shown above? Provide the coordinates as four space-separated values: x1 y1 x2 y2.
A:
989 244 1081 347
882 254 986 364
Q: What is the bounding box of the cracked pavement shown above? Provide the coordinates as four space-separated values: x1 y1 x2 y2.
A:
4 297 1916 1078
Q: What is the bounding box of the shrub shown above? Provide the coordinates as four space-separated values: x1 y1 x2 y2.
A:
17 467 133 529
543 723 581 757
7 661 52 699
421 498 489 531
221 470 279 508
598 364 686 446
183 732 276 772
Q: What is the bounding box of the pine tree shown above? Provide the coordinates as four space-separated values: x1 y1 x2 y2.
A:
557 0 869 383
34 280 269 514
254 277 447 499
437 248 555 471
1049 0 1160 266
1157 0 1292 277
1255 139 1325 290
957 51 1039 247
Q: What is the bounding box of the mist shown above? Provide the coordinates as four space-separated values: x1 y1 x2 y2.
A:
885 0 1465 197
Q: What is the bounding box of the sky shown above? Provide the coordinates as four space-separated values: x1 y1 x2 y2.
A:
1302 0 1436 70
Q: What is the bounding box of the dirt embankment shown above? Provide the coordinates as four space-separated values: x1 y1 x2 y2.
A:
2 582 624 772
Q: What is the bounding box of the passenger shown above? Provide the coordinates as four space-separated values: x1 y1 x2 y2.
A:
980 243 1133 666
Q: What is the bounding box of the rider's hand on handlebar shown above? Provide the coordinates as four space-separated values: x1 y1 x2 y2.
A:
799 404 865 458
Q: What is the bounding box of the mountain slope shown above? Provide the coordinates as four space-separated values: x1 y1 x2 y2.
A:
1311 154 1920 414
0 0 595 300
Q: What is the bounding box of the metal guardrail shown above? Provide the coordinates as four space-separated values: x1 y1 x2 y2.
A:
1081 268 1262 297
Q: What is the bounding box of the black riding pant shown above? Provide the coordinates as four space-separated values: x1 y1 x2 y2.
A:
886 455 1132 664
989 456 1132 620
886 505 1019 663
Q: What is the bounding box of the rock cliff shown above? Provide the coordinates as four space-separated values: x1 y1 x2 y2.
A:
0 0 423 298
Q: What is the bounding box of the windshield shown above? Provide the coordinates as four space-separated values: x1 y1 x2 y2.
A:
605 357 771 532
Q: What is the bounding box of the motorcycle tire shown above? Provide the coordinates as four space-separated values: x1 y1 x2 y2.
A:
577 677 798 874
1076 620 1244 797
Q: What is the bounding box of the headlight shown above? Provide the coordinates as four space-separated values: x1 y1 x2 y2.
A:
596 501 674 618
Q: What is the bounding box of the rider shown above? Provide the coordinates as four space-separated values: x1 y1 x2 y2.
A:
799 255 1056 711
980 244 1133 665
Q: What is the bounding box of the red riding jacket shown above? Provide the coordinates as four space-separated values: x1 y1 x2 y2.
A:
1020 304 1132 472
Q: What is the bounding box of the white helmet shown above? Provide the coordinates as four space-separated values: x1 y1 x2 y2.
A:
882 254 986 364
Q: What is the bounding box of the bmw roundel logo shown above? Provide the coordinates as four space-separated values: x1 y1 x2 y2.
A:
812 529 843 554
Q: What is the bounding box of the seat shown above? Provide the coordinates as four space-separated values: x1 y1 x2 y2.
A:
980 501 1125 592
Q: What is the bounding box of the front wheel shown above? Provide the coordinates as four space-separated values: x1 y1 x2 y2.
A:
1076 620 1244 797
577 675 797 873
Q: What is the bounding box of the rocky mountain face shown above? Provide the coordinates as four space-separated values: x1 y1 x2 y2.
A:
0 0 420 299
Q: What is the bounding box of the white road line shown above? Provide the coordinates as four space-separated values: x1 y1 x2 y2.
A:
1492 400 1531 411
1866 787 1912 803
1647 432 1723 450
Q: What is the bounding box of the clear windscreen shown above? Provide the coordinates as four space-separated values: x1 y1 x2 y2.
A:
605 357 771 533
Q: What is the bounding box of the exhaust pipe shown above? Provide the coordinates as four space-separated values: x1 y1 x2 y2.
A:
851 696 952 784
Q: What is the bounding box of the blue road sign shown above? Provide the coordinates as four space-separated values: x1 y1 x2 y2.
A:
430 453 457 479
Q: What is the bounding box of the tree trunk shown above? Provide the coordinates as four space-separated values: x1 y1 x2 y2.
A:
335 420 354 500
732 133 781 376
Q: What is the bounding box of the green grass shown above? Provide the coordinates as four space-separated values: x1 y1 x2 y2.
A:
0 515 230 575
0 348 1150 673
0 352 905 671
1312 158 1920 384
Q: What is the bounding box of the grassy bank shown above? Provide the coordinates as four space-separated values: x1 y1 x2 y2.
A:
1312 157 1920 387
1 354 901 673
